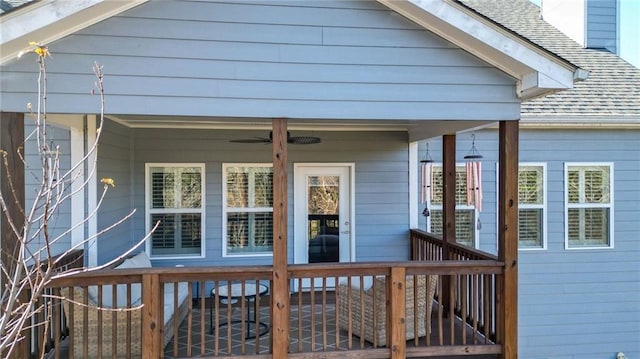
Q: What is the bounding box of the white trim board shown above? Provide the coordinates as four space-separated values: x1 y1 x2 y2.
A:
377 0 583 99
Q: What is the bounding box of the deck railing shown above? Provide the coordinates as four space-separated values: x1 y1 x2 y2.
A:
44 246 503 358
410 229 500 347
25 249 85 358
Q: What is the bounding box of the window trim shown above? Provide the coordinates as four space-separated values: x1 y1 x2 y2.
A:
222 163 274 258
564 162 614 250
426 163 480 248
145 163 206 259
510 162 548 251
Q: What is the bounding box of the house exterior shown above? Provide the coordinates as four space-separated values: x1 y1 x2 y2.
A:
0 0 587 358
419 1 640 358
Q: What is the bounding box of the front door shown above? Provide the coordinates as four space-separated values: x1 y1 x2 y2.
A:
294 164 353 271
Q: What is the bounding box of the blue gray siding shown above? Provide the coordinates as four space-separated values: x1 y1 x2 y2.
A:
96 118 135 263
0 0 518 121
586 0 618 53
419 128 640 359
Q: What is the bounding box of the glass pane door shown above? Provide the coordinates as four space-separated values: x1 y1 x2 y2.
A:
307 175 340 263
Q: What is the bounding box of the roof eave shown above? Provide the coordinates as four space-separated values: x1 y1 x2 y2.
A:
377 0 585 100
0 0 147 65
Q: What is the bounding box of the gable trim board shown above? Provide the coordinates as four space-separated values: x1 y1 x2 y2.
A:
376 0 585 99
1 0 581 99
0 0 148 64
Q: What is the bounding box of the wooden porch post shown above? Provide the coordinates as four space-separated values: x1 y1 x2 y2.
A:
141 273 162 359
388 267 406 359
441 134 456 314
0 113 27 359
497 120 519 359
271 118 289 358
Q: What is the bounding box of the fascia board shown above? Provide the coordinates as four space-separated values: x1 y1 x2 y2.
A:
0 0 147 65
377 0 579 99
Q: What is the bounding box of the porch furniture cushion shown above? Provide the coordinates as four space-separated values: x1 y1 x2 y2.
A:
86 251 151 308
61 252 189 358
337 274 437 347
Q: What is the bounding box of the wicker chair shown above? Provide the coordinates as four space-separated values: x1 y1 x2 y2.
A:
60 252 190 358
337 274 437 347
61 284 189 358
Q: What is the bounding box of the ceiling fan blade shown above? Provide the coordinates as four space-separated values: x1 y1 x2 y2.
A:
230 132 321 144
229 137 271 143
288 136 321 145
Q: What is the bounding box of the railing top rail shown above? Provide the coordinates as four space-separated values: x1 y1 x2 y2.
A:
410 228 500 261
49 265 273 287
289 260 503 277
49 259 503 288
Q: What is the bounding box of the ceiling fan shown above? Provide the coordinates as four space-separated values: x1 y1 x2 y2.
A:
230 131 321 145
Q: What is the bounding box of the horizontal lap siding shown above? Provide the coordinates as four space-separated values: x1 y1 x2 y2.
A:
0 0 517 120
97 119 135 263
419 129 640 358
586 0 618 53
130 128 409 266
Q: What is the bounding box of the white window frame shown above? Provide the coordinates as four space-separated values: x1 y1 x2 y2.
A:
516 163 547 251
222 163 274 258
564 162 614 250
426 163 479 248
145 163 206 259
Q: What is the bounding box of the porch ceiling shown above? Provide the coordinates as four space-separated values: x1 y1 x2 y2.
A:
108 115 495 142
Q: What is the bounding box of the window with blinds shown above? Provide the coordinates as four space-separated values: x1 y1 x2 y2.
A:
518 165 545 249
427 165 477 247
224 164 273 255
147 165 204 257
565 164 613 248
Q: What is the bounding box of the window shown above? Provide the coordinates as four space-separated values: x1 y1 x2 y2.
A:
223 164 273 256
565 163 613 249
146 164 204 257
427 165 477 247
518 164 546 249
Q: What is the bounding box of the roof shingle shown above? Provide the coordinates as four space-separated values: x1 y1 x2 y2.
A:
460 0 640 118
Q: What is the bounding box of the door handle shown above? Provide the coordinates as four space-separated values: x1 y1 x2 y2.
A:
341 230 350 234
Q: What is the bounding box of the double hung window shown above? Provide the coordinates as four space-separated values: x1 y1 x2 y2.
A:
223 164 273 256
146 164 204 257
518 164 546 249
427 165 477 247
565 163 613 248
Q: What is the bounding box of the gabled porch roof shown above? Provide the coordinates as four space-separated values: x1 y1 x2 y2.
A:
2 0 581 102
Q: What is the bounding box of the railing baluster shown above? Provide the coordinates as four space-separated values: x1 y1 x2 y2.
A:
52 288 60 359
186 281 193 358
226 281 231 355
97 284 102 359
297 278 302 353
347 276 352 350
449 275 455 345
214 280 219 356
254 279 261 354
240 280 246 354
126 283 132 358
413 274 419 347
372 276 378 348
322 277 327 351
200 281 205 356
461 274 468 345
334 275 340 350
359 275 365 349
310 280 315 351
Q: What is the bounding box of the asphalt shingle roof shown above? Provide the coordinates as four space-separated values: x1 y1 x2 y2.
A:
459 0 640 118
0 0 35 15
